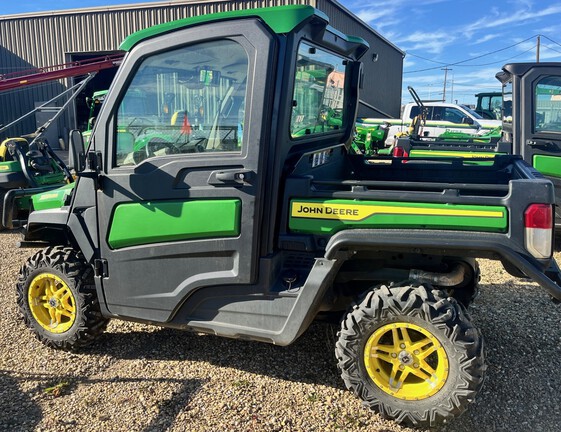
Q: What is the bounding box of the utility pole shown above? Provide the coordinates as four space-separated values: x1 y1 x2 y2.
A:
537 35 541 63
450 73 454 103
441 67 452 102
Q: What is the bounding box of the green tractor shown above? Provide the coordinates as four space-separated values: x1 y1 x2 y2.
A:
0 79 91 230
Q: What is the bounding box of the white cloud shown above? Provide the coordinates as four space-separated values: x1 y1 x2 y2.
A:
472 33 501 45
463 4 561 34
397 31 454 54
355 9 394 22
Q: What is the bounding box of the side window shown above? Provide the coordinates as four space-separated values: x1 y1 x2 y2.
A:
115 39 248 166
503 81 513 124
290 42 348 138
430 107 444 121
443 108 464 124
534 76 561 133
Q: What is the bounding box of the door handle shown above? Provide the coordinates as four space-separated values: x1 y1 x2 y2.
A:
209 169 254 185
527 139 560 151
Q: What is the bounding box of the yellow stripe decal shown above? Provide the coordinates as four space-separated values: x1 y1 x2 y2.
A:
38 193 60 201
411 150 497 158
290 202 504 221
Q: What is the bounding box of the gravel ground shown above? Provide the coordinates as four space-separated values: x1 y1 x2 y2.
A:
1 230 560 432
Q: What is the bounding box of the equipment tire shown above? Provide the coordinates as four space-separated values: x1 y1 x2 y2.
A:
336 284 485 428
17 246 108 350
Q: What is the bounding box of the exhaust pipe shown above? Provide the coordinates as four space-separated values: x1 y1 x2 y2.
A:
409 263 467 287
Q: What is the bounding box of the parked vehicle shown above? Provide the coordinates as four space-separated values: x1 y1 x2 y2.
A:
475 91 502 120
6 6 561 428
0 55 122 229
395 62 561 228
356 100 501 146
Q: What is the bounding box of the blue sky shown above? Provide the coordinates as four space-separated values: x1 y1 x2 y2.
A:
3 0 561 105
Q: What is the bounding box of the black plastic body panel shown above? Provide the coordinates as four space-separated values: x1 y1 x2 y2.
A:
0 171 27 189
499 63 561 225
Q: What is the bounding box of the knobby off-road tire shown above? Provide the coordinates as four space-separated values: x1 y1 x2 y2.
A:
336 285 485 428
16 246 109 350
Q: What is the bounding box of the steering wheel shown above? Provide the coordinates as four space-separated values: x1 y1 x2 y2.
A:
145 138 179 158
176 136 207 153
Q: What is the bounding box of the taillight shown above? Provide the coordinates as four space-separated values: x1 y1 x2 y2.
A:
524 204 553 258
392 146 409 158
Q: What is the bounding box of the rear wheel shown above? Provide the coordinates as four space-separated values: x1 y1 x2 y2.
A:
336 285 485 428
17 246 108 350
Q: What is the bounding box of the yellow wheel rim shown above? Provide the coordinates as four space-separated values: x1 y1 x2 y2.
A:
364 322 449 400
28 273 76 334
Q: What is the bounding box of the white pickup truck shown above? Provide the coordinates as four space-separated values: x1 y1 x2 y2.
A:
357 101 502 146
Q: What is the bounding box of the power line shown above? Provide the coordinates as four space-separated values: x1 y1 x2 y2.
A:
404 34 537 74
540 34 561 48
542 44 561 55
406 52 449 65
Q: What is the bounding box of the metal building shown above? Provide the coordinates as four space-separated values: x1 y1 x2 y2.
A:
0 0 404 145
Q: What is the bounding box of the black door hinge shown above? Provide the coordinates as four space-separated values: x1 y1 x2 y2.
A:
94 259 109 278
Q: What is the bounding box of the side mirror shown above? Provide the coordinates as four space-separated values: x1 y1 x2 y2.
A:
462 117 475 125
68 129 86 172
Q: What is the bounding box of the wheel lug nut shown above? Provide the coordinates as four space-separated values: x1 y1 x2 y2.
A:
391 353 398 358
400 343 406 349
414 350 419 355
414 363 419 368
399 365 405 370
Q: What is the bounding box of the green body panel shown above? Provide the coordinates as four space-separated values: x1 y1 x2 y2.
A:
438 127 502 143
108 199 241 249
120 5 328 51
353 124 388 155
357 118 402 126
289 199 507 234
0 161 22 173
31 183 75 211
533 155 561 178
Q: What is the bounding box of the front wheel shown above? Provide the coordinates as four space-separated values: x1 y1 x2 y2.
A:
16 246 109 350
336 285 485 428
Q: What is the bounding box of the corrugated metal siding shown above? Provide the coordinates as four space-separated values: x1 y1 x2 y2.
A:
0 0 311 138
317 0 403 118
0 0 402 140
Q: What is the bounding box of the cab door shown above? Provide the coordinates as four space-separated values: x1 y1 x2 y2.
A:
518 68 561 224
92 20 275 322
519 69 561 177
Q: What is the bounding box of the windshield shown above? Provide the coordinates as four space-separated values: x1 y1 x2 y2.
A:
534 75 561 133
460 105 483 119
290 42 348 138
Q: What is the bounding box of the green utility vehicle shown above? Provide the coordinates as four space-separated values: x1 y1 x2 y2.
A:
6 6 561 428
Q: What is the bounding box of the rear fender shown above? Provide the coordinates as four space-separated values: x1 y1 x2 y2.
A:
324 229 561 301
